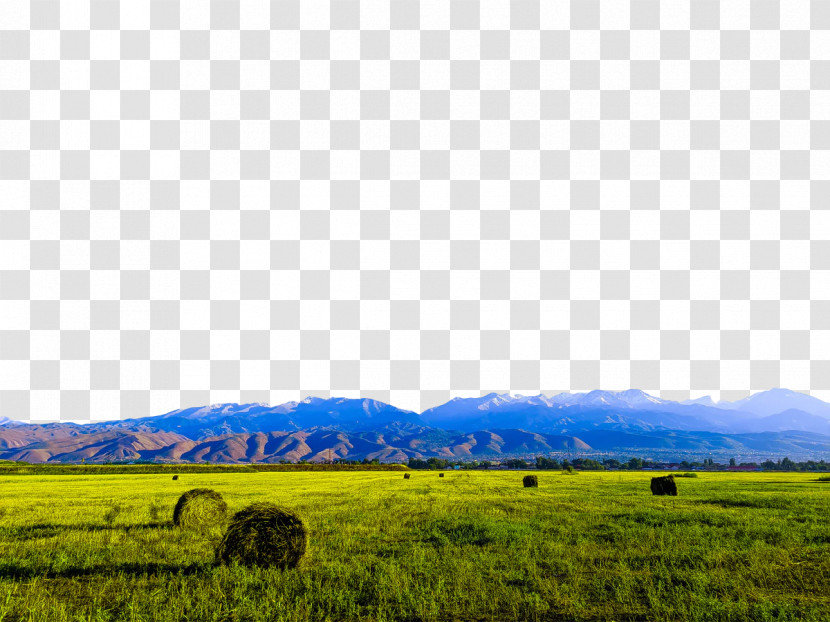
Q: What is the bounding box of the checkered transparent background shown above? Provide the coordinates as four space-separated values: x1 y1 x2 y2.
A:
1 0 830 421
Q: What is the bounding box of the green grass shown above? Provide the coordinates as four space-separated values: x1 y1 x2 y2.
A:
0 471 827 621
0 463 408 475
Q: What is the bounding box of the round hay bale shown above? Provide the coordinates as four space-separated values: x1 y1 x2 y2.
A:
172 475 179 481
523 474 538 488
650 475 678 496
173 488 228 529
439 472 445 478
403 473 410 479
215 502 307 569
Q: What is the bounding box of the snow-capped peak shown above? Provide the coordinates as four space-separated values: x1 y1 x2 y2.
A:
547 389 667 409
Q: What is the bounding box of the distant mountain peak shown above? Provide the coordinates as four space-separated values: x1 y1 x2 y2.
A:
546 389 666 408
682 395 716 407
717 388 830 418
3 390 830 463
617 388 660 400
749 388 805 399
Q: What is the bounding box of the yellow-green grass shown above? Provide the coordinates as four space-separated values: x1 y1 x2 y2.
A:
0 471 827 621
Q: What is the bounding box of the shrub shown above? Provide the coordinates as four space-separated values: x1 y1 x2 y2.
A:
403 473 410 479
172 475 179 480
675 472 698 478
215 503 307 569
173 489 228 529
439 473 444 478
523 475 538 488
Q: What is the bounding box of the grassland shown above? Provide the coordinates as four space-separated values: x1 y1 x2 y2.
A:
0 463 409 475
0 471 827 621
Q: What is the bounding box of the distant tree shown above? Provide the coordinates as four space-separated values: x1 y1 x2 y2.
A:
427 457 448 470
573 458 604 471
628 457 644 470
729 458 736 466
780 457 796 470
536 456 560 470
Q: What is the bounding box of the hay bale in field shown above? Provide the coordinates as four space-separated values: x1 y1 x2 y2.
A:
403 473 410 479
215 502 307 569
173 488 228 528
439 472 444 478
650 475 678 496
172 475 179 480
523 474 538 488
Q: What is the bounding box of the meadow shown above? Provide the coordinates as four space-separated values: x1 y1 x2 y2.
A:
0 470 827 621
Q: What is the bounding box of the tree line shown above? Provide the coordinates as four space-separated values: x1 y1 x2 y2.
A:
407 456 830 471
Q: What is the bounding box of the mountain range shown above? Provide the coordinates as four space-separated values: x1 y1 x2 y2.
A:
2 389 830 463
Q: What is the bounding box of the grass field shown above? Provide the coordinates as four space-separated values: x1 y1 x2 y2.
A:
0 471 827 621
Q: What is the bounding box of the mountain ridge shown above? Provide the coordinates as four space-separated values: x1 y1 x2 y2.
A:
2 389 830 463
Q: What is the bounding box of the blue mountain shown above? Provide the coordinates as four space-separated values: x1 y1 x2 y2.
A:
3 389 830 463
706 388 830 418
103 397 423 440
